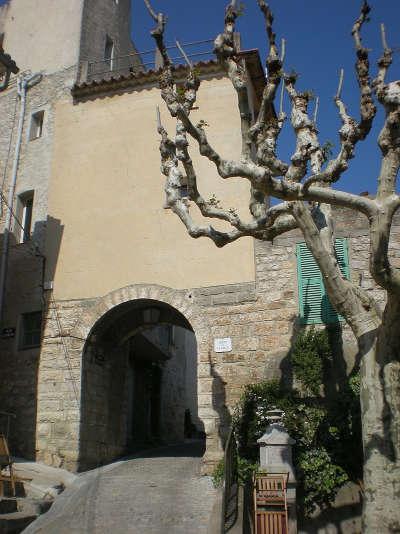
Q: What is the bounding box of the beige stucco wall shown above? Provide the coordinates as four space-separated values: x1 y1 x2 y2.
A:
46 76 255 300
0 0 83 74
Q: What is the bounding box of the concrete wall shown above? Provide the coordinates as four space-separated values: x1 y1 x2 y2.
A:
45 75 255 300
79 0 141 81
0 0 83 74
80 0 134 62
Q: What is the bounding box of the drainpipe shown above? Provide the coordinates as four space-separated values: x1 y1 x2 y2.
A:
0 72 42 325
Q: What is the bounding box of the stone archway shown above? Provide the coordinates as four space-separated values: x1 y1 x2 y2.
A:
79 297 201 469
36 284 220 472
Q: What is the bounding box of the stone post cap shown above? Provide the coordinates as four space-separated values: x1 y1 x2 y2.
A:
257 423 296 446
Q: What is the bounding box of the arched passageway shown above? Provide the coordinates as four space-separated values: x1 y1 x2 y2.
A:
79 299 202 470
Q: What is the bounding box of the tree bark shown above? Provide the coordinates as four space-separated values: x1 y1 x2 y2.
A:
359 294 400 533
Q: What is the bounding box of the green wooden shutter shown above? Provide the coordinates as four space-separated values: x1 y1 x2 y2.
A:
297 238 349 324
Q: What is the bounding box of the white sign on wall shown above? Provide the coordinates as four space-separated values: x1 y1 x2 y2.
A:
214 337 232 353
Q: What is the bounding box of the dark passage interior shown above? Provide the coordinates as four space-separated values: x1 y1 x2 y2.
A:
78 300 201 470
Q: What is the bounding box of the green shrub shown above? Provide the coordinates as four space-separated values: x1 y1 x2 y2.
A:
211 458 225 488
211 457 259 488
233 327 362 517
290 327 331 396
237 457 259 484
298 448 348 516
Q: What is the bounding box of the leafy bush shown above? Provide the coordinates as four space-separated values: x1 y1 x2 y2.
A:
237 457 259 484
233 328 362 517
211 458 225 488
211 456 259 488
290 327 331 396
298 448 348 516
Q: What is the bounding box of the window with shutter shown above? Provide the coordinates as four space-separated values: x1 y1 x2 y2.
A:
296 238 350 324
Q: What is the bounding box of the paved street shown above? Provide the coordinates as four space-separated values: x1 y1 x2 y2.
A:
24 440 218 534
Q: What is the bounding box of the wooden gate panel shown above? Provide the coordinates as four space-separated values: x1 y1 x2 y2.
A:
254 473 289 534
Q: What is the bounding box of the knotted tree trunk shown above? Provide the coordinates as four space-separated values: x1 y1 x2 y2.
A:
359 296 400 531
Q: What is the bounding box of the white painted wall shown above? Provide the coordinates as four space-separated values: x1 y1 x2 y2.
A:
0 0 84 74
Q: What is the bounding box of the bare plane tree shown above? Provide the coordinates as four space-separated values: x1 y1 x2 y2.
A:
144 0 400 530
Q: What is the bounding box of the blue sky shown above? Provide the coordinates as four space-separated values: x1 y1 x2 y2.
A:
1 0 398 196
133 1 400 197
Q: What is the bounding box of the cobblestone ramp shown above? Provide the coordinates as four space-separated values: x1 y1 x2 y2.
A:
23 440 218 534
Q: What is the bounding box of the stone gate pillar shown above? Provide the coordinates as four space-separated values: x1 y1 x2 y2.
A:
257 409 297 533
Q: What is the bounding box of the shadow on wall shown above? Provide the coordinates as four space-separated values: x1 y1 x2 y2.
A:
299 491 363 534
0 216 63 460
279 300 358 396
208 352 231 449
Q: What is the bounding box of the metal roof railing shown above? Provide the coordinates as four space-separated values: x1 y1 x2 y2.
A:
83 38 215 83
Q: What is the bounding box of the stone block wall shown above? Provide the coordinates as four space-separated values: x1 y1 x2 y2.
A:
34 297 91 470
3 203 400 472
0 69 76 460
33 203 400 472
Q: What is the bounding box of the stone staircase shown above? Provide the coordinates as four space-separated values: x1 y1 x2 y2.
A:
0 459 76 534
0 482 40 534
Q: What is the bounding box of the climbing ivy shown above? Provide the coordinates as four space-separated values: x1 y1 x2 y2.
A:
211 456 259 488
233 327 362 517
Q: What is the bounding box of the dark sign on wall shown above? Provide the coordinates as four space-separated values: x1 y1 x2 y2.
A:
1 327 16 339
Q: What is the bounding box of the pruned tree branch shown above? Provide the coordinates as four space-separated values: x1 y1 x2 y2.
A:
284 75 323 182
351 1 376 139
369 203 400 293
374 23 393 89
304 3 376 191
144 0 170 67
214 3 253 160
248 1 287 173
147 0 398 291
159 113 297 246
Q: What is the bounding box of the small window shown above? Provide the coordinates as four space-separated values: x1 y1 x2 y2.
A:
29 111 44 140
16 191 34 243
19 311 42 350
104 35 114 70
296 238 350 324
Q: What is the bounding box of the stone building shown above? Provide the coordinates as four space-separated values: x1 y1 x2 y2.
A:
0 0 399 475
